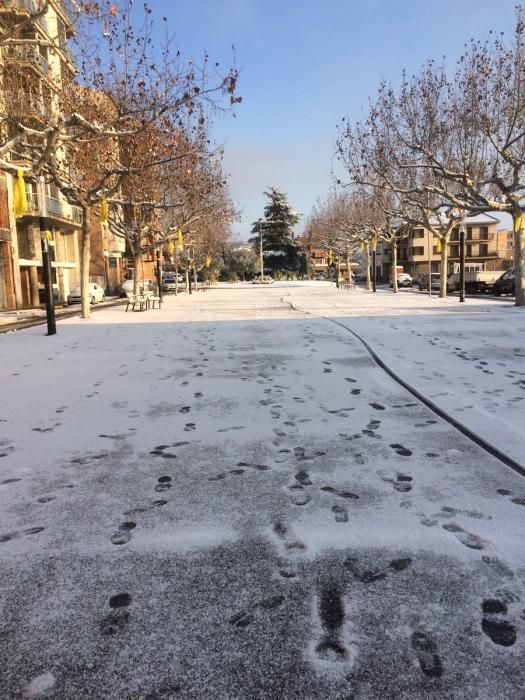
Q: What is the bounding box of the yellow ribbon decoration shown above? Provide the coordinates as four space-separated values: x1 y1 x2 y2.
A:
514 215 523 233
100 197 109 222
359 241 364 251
436 238 442 254
177 229 184 250
372 236 378 251
205 255 212 268
167 240 175 253
13 169 28 218
327 249 333 265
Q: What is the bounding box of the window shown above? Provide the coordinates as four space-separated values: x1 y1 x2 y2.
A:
466 245 472 257
450 245 459 257
17 224 32 259
451 228 459 242
466 227 473 240
412 228 424 239
479 244 488 256
410 246 424 256
480 226 489 240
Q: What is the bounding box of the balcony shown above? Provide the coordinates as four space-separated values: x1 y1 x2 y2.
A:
450 232 495 243
3 44 50 75
26 192 82 225
18 93 52 121
0 0 39 12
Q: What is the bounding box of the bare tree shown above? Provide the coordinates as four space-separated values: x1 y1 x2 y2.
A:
338 9 525 304
0 0 240 316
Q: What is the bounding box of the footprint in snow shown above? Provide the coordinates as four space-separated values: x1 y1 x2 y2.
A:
481 599 517 646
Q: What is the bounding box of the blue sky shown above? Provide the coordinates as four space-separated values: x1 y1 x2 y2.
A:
151 0 519 238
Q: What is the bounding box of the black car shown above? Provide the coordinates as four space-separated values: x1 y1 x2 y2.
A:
492 268 515 296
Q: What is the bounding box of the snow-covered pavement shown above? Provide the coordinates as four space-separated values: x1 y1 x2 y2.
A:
1 283 524 698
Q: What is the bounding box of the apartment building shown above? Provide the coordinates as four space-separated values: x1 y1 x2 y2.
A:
395 213 509 279
302 243 359 279
0 0 84 308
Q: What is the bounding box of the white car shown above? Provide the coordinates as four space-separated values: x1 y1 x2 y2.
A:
389 273 412 288
119 279 154 297
67 282 105 305
162 275 183 292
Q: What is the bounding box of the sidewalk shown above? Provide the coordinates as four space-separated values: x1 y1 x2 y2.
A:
0 297 125 332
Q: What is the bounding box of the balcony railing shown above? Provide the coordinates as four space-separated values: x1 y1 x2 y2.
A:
27 192 82 224
450 232 494 242
1 0 39 11
4 44 50 74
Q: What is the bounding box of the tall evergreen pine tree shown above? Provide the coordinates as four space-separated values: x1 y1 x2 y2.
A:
249 187 301 273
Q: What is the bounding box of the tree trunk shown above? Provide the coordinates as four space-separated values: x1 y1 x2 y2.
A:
133 251 141 295
80 205 91 319
365 244 372 290
514 215 524 306
440 238 448 298
345 250 351 287
335 257 340 289
186 268 191 294
174 260 179 296
193 265 198 291
392 240 398 293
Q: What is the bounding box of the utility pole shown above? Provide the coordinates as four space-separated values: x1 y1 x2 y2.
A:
37 175 56 336
156 248 162 302
428 228 432 297
259 221 264 280
459 220 466 303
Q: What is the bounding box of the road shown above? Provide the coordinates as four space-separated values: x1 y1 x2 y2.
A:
0 284 523 699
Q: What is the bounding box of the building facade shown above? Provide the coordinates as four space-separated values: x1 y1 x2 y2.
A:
0 0 84 308
394 214 510 279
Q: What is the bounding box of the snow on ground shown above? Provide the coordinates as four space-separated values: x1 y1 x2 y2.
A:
0 283 524 698
289 283 525 465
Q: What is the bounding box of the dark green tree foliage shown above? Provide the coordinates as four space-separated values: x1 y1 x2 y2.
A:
249 187 302 273
223 247 258 280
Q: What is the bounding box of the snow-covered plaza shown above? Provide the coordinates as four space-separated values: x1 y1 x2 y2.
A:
1 283 524 699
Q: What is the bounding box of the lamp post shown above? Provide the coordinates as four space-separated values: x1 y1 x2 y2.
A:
459 216 466 303
372 238 377 292
258 220 264 280
428 227 432 297
37 175 56 336
156 248 162 302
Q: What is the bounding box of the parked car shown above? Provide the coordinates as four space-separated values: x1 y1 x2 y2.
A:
314 273 327 281
492 268 515 296
162 275 183 292
67 282 105 305
389 272 412 288
251 276 274 285
418 273 441 291
119 279 154 298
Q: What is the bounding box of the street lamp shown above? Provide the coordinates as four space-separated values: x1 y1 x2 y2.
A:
258 220 264 280
37 175 56 336
372 237 377 292
156 248 162 302
459 215 466 303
